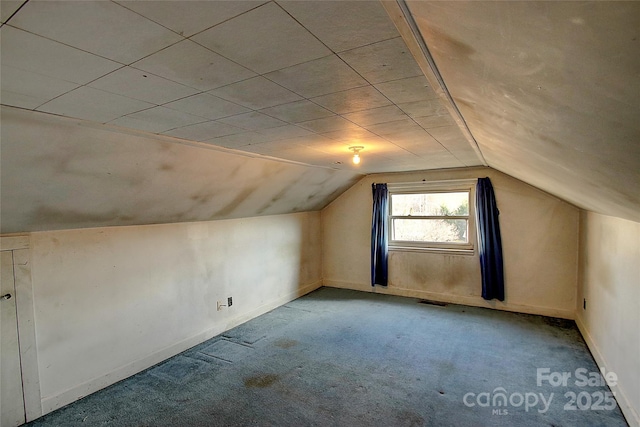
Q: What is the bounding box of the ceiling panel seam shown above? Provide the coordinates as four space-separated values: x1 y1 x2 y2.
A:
113 0 269 40
274 0 337 56
4 23 130 66
0 0 28 27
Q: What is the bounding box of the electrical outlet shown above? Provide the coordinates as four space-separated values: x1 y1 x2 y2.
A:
227 297 233 307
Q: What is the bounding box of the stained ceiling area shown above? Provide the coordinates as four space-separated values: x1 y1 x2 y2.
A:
1 0 639 232
403 1 640 223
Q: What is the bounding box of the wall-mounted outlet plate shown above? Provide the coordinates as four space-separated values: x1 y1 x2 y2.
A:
228 297 233 307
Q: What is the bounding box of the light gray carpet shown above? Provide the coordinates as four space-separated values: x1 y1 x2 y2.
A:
26 287 628 426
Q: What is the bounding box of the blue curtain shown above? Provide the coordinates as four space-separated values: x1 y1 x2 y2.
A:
476 178 505 301
371 183 389 287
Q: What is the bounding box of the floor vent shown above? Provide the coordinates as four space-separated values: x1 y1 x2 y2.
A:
418 299 448 307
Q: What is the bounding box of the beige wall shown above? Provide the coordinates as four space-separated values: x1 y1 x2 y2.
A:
16 164 638 424
322 167 579 318
28 212 322 414
576 212 640 427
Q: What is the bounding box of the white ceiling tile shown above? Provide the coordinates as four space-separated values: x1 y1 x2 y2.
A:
37 87 153 123
359 142 412 158
350 134 393 148
319 126 367 142
285 134 337 148
110 106 206 133
398 100 449 118
209 77 302 110
450 150 484 167
132 40 255 91
10 1 182 64
260 100 334 123
426 126 471 150
311 86 391 115
367 118 425 137
1 64 79 109
298 116 363 133
265 55 368 98
0 26 121 85
377 155 423 167
339 37 423 84
342 105 409 127
414 114 456 129
375 76 439 104
217 112 287 131
257 125 315 141
1 1 24 24
163 93 250 120
413 152 464 169
389 130 443 148
117 1 266 38
164 121 244 141
299 138 353 155
381 129 444 153
204 131 272 149
88 66 199 105
321 126 387 145
192 2 331 74
278 1 398 52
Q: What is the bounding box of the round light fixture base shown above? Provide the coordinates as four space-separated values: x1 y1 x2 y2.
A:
349 146 364 165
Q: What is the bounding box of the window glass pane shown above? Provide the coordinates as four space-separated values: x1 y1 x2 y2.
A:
393 219 468 243
391 192 469 216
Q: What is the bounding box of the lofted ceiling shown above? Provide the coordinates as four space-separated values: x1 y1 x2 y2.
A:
1 0 639 232
0 0 481 174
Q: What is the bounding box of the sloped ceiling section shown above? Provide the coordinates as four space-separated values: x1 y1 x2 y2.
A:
403 1 640 223
0 107 360 233
0 0 485 233
3 0 637 231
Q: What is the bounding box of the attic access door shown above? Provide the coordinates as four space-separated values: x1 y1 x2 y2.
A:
1 250 26 427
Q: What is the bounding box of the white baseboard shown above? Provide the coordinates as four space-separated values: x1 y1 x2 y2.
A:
575 314 639 427
322 279 575 319
41 280 322 415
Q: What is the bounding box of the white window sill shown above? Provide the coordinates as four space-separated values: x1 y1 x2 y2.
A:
389 245 476 256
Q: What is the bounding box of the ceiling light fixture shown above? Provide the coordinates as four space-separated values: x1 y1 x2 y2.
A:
349 146 364 165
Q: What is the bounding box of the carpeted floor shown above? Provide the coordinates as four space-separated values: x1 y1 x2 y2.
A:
27 287 628 426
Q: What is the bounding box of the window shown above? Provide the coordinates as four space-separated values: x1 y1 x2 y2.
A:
388 180 475 253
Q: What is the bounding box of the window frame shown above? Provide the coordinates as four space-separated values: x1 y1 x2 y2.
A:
387 180 476 255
